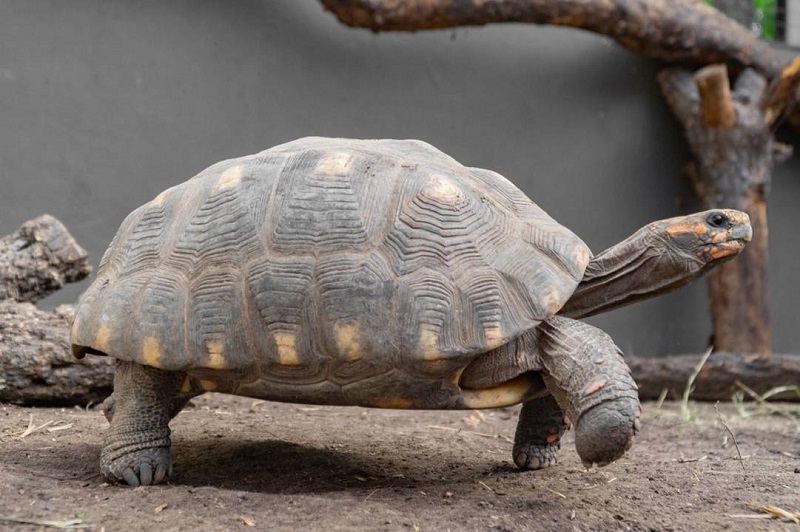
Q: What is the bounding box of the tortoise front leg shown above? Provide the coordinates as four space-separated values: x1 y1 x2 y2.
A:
536 316 641 468
512 395 569 470
101 360 185 486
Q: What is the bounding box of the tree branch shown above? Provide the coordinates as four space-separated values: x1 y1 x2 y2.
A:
319 0 783 78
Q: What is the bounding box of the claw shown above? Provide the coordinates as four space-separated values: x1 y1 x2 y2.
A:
139 463 154 486
122 468 140 487
513 443 560 470
154 464 168 485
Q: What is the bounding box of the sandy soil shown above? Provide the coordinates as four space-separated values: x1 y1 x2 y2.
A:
1 395 798 531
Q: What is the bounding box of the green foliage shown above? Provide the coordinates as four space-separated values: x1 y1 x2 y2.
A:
704 0 777 39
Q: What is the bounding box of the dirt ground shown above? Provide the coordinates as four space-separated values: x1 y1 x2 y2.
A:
0 395 798 532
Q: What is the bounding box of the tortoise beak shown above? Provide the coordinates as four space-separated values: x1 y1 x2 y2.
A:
700 209 752 261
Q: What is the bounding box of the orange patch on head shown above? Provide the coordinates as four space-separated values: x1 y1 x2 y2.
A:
706 243 740 260
666 221 707 238
582 378 609 397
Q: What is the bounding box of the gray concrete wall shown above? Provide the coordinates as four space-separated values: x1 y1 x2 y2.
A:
2 0 798 357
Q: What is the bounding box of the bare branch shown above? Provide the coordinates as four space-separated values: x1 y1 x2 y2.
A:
320 0 783 77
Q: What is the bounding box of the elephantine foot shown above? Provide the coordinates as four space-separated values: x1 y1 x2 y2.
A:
101 445 172 486
513 395 569 470
574 399 641 468
100 361 184 486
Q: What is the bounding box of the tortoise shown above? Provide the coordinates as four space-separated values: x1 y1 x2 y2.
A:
71 137 751 486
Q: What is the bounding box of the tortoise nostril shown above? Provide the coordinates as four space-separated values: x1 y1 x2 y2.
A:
706 212 731 229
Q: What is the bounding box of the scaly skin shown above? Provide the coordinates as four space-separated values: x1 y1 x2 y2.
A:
101 361 186 486
535 316 640 468
512 395 568 470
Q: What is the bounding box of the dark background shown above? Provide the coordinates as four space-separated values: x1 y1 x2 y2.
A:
2 0 798 356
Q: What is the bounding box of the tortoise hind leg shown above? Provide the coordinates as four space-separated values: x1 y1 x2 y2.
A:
101 360 185 486
512 395 569 470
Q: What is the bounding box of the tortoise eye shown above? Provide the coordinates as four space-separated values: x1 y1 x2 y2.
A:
706 212 732 229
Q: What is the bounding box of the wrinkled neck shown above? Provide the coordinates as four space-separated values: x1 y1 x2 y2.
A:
559 228 704 319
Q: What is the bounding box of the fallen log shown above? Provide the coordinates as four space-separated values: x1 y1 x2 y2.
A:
0 216 106 405
0 302 114 406
629 352 800 401
1 214 92 303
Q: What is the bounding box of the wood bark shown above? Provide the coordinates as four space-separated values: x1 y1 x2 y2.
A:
658 65 793 355
319 0 783 78
0 216 106 405
0 302 114 405
1 214 92 303
628 352 800 401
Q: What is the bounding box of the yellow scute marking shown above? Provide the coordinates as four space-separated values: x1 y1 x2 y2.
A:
275 333 301 366
574 245 591 274
375 397 414 409
541 286 565 315
483 325 504 350
423 175 462 205
142 337 161 367
150 189 169 206
180 376 193 393
335 322 362 361
200 379 218 391
419 329 440 361
205 339 227 369
215 165 243 190
94 325 111 352
316 152 354 176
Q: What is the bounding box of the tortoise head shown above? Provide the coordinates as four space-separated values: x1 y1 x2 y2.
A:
560 209 751 319
657 209 752 266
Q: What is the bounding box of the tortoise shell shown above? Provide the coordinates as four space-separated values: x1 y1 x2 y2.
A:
71 137 590 408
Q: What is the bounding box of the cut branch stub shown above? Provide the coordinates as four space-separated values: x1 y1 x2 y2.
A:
695 64 736 128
